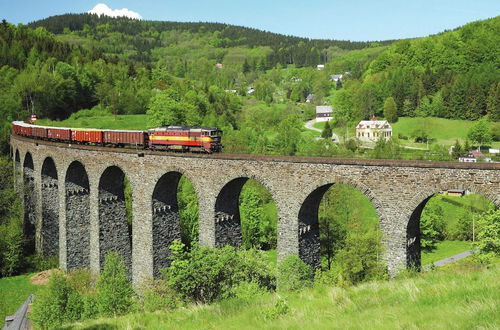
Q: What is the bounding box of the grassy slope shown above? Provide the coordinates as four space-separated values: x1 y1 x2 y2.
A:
421 241 473 265
69 262 499 329
0 273 42 323
311 117 500 148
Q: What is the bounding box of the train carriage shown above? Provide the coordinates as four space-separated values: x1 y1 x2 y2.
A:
47 127 71 141
32 126 48 139
71 129 103 144
103 130 148 147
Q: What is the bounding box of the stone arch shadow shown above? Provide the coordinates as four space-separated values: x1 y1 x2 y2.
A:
41 157 59 258
151 170 199 277
98 165 132 276
406 185 499 270
23 152 36 255
298 178 386 269
214 174 280 249
65 161 91 270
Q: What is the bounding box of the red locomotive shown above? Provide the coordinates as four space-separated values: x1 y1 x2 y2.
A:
11 121 223 153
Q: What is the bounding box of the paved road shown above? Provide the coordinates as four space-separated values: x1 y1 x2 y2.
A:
304 119 339 142
423 249 477 270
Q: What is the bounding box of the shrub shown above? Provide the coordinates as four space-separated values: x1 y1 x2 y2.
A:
81 294 99 320
163 241 239 303
96 252 134 316
163 241 276 303
262 298 290 320
234 249 276 291
231 281 266 300
474 209 500 263
277 255 313 292
331 227 387 285
30 271 75 329
136 278 183 312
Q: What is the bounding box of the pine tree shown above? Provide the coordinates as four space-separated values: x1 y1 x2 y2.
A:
451 139 463 159
321 121 332 139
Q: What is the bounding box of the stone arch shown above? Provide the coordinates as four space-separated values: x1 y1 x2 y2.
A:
151 171 188 277
298 180 384 269
65 161 90 270
98 165 132 275
23 152 36 254
214 175 278 249
41 157 59 257
406 186 498 270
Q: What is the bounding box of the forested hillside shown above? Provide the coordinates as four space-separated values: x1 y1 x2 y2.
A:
0 15 498 158
28 14 392 66
330 17 499 122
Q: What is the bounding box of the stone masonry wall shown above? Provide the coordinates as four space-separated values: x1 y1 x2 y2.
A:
151 172 182 277
41 158 59 257
65 162 91 270
98 166 132 277
11 135 500 284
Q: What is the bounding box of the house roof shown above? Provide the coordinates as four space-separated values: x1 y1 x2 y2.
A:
316 106 333 114
356 120 392 129
468 150 484 158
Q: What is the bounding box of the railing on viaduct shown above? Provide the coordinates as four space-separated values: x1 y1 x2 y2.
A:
10 135 500 285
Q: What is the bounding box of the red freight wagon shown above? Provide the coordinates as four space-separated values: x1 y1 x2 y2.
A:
71 129 103 144
12 122 23 135
32 126 48 139
103 130 148 147
47 127 71 141
13 122 33 136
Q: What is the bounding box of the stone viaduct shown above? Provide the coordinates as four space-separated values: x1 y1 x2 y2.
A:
10 135 500 285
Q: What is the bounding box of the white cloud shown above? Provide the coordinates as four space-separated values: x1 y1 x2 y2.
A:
88 3 142 20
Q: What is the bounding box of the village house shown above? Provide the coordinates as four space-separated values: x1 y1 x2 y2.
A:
356 117 392 142
459 150 491 163
317 64 325 70
315 106 333 122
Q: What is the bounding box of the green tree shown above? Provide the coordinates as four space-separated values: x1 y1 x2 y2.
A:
240 187 265 249
451 140 463 159
467 119 492 151
96 252 133 317
147 90 184 127
321 121 332 139
475 209 500 262
383 96 398 123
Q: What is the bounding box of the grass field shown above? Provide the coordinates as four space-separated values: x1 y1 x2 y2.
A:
421 240 473 266
311 117 500 149
67 261 499 329
0 273 42 323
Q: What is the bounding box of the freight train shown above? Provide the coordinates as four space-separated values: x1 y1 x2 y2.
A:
12 121 223 153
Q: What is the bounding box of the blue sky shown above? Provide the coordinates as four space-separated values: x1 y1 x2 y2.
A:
0 0 499 41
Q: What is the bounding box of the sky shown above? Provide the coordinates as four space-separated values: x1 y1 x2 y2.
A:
0 0 499 41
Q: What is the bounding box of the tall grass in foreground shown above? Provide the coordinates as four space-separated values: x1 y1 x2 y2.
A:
68 262 499 329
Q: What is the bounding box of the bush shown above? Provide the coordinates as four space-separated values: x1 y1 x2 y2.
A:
277 255 313 292
96 252 134 316
30 271 75 329
330 227 387 285
136 278 183 312
262 298 290 320
474 209 500 263
163 241 276 303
